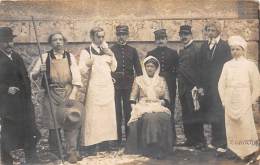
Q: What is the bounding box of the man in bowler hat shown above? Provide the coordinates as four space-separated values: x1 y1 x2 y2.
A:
146 29 179 144
0 27 41 164
178 25 206 149
111 25 142 146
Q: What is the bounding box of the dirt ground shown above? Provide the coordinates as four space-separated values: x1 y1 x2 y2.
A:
53 148 257 165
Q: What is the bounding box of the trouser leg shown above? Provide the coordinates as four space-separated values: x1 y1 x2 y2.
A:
185 123 205 145
183 123 194 144
192 123 205 144
24 136 38 163
1 143 13 165
63 128 79 154
211 113 227 148
168 85 177 145
170 104 176 145
115 89 123 144
122 89 132 139
48 129 62 156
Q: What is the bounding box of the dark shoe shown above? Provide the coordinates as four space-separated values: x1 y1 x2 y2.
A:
67 152 78 164
26 156 45 165
177 141 194 147
194 143 207 150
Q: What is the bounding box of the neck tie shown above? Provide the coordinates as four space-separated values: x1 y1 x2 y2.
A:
209 39 216 50
7 54 12 60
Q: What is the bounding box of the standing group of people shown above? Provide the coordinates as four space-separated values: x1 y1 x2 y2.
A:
0 19 259 165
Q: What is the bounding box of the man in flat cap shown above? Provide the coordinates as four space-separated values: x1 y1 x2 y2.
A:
0 27 41 164
146 28 179 144
111 25 142 147
199 20 232 153
178 25 206 149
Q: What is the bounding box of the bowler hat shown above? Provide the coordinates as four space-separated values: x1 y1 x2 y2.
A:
154 29 167 40
56 100 84 130
0 27 16 42
179 25 192 35
116 25 129 35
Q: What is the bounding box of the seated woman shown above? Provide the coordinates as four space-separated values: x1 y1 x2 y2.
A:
125 56 173 159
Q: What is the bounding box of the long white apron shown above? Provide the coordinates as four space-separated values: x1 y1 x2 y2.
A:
218 58 260 159
81 52 118 146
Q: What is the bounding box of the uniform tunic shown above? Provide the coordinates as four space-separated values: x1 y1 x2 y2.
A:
111 43 142 142
111 43 142 90
218 57 260 158
178 41 205 145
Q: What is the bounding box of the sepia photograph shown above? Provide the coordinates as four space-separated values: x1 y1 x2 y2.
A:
0 0 259 164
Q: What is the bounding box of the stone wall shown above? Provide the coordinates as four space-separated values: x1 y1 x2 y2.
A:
0 0 259 65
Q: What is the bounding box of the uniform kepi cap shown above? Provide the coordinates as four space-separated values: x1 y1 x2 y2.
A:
116 25 129 35
154 29 167 40
179 25 192 35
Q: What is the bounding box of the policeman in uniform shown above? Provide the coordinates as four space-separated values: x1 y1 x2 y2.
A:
146 29 179 144
111 25 142 146
178 25 205 149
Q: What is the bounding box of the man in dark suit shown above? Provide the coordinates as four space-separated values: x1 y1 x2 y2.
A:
0 27 40 164
178 25 206 149
111 25 142 146
146 29 179 144
199 20 232 152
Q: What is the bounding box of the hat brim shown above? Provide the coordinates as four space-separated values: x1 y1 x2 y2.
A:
179 31 192 35
116 31 129 35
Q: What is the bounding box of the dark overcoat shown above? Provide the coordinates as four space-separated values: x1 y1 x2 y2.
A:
0 51 40 152
199 39 232 123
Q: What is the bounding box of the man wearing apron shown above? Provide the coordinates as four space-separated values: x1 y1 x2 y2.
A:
31 32 82 163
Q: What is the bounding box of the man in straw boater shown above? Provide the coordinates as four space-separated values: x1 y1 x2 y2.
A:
178 25 206 149
0 27 41 164
198 20 232 154
146 29 179 145
30 32 83 163
111 25 142 147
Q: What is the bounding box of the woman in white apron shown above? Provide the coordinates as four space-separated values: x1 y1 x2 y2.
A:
79 27 118 154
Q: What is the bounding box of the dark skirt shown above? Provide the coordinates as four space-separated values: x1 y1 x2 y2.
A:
125 112 173 156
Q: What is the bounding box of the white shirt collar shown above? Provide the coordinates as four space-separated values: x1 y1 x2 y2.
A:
184 40 193 48
208 35 221 44
7 54 12 60
91 43 101 53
